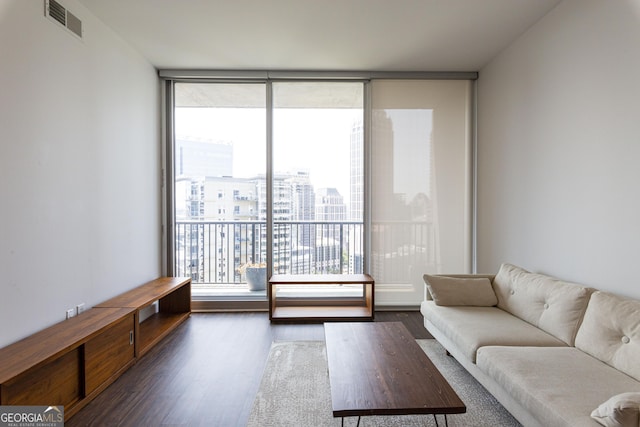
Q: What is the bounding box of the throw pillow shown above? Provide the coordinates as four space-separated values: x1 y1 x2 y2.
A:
423 275 498 306
591 392 640 427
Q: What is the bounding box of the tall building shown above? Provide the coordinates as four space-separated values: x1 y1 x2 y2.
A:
175 176 258 221
370 111 396 220
350 120 364 222
283 171 316 273
175 176 260 283
287 170 316 221
316 188 346 221
175 137 232 177
315 188 348 273
254 173 297 273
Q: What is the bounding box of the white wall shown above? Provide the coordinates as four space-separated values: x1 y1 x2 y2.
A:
0 0 161 347
477 0 640 298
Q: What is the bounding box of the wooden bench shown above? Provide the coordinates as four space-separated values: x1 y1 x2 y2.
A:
0 277 191 421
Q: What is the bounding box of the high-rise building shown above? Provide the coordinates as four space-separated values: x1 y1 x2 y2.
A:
348 118 372 273
316 188 346 221
315 188 348 273
175 176 260 283
282 171 315 273
175 176 258 221
175 137 232 177
287 170 315 221
350 120 364 222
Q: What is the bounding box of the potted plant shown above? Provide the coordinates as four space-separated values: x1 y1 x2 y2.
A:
237 262 267 291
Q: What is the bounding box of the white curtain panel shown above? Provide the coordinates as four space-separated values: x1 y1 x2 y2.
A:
370 79 473 305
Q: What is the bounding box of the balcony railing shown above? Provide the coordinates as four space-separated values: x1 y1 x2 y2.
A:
175 220 436 289
175 221 364 288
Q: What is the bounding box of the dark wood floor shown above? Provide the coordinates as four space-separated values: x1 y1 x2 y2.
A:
67 311 431 427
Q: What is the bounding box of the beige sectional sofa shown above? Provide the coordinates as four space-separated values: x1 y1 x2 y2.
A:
421 263 640 427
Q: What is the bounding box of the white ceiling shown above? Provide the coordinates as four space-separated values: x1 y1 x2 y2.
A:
78 0 561 71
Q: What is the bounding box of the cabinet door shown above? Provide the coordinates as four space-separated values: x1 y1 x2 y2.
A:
85 314 135 395
2 348 81 406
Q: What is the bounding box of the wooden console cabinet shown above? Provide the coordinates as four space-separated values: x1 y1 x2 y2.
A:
0 276 191 421
0 307 136 420
94 276 191 357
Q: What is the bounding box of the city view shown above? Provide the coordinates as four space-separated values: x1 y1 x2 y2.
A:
173 82 442 299
173 131 364 291
173 82 366 293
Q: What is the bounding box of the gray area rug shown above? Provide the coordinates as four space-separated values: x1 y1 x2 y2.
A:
247 339 521 427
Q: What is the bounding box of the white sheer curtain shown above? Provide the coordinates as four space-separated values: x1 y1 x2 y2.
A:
370 80 473 306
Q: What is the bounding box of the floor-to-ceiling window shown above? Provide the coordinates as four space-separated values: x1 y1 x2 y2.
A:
163 73 474 306
169 79 365 300
271 81 365 300
271 82 364 274
172 82 267 298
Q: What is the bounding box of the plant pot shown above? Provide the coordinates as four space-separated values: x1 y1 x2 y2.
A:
246 267 267 291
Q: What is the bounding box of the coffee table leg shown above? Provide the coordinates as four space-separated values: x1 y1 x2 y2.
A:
432 414 449 427
341 416 361 427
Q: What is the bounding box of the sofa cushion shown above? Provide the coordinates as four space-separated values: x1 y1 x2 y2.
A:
476 346 640 427
421 300 566 363
492 263 593 345
575 291 640 382
591 392 640 427
423 274 498 306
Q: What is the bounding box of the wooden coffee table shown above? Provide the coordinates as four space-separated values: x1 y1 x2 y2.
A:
324 322 465 426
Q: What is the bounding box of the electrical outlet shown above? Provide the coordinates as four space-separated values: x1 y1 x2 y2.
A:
66 309 76 319
76 303 85 315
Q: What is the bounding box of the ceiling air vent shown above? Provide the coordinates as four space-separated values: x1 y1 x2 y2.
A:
45 0 83 40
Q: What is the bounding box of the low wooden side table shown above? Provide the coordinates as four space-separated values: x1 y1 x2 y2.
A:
268 274 374 323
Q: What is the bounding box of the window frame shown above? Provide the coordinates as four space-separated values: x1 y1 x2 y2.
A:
161 71 478 309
